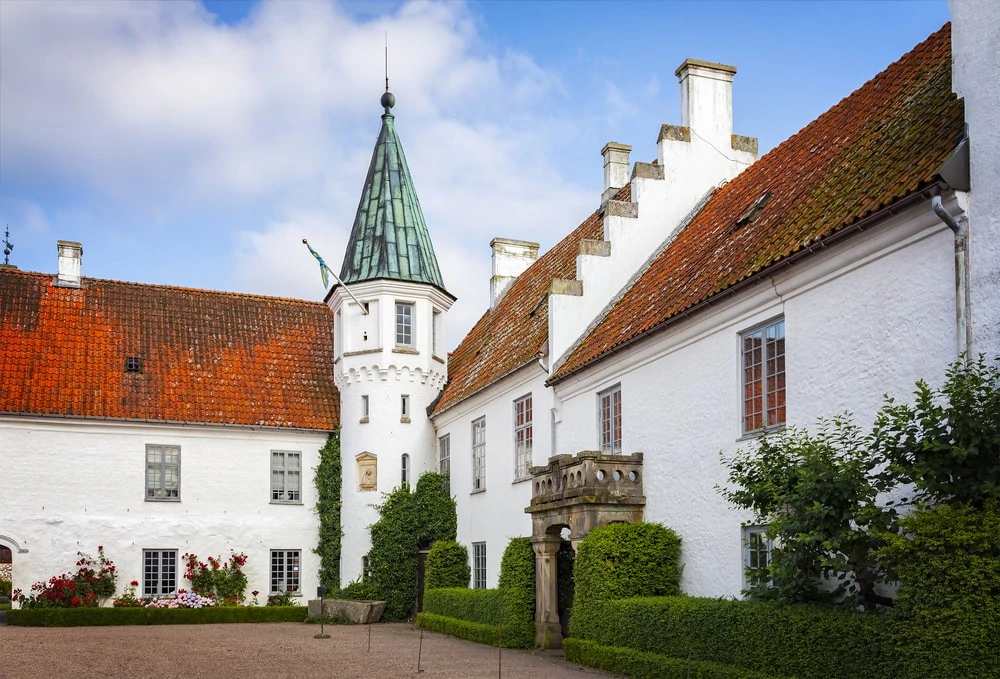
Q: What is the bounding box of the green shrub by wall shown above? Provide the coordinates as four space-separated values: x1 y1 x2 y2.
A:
564 638 786 679
416 612 502 646
574 522 681 603
8 605 307 627
497 536 535 649
314 431 343 593
368 472 457 621
424 541 470 591
571 596 893 679
880 501 1000 679
0 579 11 598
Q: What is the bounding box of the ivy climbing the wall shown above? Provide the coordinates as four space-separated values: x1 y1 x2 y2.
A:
368 472 456 620
313 431 342 593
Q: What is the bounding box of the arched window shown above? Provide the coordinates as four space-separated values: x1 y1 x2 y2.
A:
401 453 410 487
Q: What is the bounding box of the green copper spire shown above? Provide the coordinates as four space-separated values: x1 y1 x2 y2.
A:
339 91 447 292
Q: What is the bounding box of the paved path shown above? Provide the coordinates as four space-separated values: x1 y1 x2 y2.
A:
0 622 621 678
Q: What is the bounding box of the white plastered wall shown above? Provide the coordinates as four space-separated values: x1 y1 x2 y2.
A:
0 418 328 604
552 203 957 598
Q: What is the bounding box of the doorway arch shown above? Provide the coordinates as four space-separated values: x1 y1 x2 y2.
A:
525 451 645 648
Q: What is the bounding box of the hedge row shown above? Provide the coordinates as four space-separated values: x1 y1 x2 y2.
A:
496 537 535 649
571 596 892 679
421 588 500 625
416 612 502 647
8 605 308 627
575 522 681 601
564 639 786 679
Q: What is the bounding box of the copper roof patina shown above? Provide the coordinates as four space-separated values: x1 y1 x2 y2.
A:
339 91 448 293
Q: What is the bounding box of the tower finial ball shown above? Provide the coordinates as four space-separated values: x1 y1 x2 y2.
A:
381 91 395 110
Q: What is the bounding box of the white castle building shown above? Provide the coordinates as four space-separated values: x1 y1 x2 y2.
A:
1 11 997 610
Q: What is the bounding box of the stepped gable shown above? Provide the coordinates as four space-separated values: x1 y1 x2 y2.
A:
0 269 339 430
551 23 963 383
434 185 629 415
339 91 449 294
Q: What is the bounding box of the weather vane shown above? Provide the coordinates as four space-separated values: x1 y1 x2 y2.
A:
2 225 12 266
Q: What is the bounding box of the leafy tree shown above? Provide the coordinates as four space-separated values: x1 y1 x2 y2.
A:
719 417 898 610
872 355 1000 508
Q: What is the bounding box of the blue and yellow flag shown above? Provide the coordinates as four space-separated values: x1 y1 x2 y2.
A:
303 239 331 289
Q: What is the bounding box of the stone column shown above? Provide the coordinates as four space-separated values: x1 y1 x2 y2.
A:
531 535 563 649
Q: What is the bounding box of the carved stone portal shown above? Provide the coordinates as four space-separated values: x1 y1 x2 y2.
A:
356 452 377 491
525 451 645 649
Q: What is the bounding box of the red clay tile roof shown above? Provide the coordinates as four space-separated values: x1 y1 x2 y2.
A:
0 269 339 430
550 23 963 383
433 185 630 414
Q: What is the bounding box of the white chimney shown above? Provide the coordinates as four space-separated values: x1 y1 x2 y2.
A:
676 59 737 152
56 240 83 288
601 142 632 204
490 238 539 309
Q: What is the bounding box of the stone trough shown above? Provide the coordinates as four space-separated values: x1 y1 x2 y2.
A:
307 598 386 624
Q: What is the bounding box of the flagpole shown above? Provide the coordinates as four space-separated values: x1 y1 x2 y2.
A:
302 239 370 315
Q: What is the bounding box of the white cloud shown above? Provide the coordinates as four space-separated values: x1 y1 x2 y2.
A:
0 0 598 346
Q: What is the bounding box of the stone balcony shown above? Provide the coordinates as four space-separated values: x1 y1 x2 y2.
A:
525 451 645 541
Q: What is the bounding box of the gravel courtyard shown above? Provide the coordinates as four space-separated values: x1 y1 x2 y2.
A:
0 622 620 678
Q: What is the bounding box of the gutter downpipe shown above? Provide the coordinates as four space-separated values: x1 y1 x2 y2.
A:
931 194 972 361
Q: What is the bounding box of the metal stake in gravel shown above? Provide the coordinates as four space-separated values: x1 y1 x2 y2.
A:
497 617 503 678
416 627 425 673
367 619 372 652
314 586 330 639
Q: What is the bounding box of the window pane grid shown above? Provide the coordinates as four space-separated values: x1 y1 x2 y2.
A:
395 303 413 346
270 549 301 594
146 445 180 500
271 451 302 502
473 542 486 589
598 386 622 455
439 435 451 495
743 527 772 589
472 418 486 491
143 549 177 597
742 320 785 434
514 395 533 479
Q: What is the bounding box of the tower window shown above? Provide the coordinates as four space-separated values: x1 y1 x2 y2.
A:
361 395 370 423
395 302 414 347
401 394 410 421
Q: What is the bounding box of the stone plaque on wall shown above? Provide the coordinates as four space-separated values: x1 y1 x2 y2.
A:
356 452 377 491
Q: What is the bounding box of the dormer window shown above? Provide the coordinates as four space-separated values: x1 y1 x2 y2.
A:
734 191 773 230
125 356 143 373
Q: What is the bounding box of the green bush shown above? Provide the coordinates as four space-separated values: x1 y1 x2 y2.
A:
424 541 470 591
0 579 11 598
422 587 500 625
416 612 502 646
565 638 785 679
570 596 893 679
8 605 307 627
574 522 681 602
497 537 535 649
368 472 456 620
880 501 1000 678
336 579 382 601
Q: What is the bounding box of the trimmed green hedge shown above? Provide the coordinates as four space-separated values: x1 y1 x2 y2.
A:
8 605 308 627
416 612 502 646
880 501 1000 679
497 537 535 649
564 638 786 679
424 540 470 591
422 587 500 625
571 596 893 679
575 522 681 602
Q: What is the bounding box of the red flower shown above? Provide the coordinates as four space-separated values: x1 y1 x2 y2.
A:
130 580 139 587
70 596 80 606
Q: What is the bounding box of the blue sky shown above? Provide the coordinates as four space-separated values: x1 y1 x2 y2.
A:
0 0 951 346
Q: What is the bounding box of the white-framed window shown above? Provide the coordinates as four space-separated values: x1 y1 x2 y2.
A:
271 450 301 502
146 444 180 500
742 317 786 435
143 549 177 597
472 542 487 589
395 302 414 347
472 417 486 492
270 549 301 594
361 394 370 422
514 394 533 480
432 309 443 356
742 526 773 589
401 453 410 487
438 434 451 495
401 394 410 420
598 385 622 455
